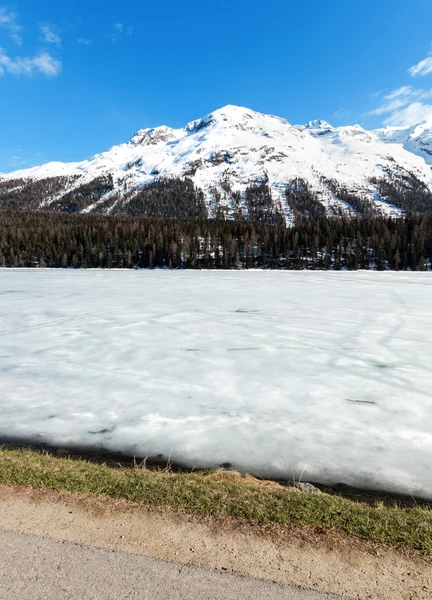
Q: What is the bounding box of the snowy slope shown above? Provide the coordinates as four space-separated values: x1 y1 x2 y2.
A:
375 119 432 166
2 105 432 217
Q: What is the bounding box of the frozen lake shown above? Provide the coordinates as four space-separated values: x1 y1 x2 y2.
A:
1 270 431 499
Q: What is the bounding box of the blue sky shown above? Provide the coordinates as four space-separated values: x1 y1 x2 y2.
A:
1 0 432 172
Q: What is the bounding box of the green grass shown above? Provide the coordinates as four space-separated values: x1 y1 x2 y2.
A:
0 448 431 553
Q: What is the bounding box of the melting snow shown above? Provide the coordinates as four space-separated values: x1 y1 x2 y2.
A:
1 269 431 499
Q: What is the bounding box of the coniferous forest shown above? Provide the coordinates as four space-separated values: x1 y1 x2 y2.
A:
0 175 431 270
0 209 431 270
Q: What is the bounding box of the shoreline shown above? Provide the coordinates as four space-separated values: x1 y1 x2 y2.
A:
2 441 431 508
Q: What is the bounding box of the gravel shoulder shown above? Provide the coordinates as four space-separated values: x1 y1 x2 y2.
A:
0 485 431 600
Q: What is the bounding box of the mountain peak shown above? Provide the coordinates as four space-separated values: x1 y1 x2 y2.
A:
302 119 335 137
306 119 334 130
210 104 256 119
130 125 178 146
184 105 260 133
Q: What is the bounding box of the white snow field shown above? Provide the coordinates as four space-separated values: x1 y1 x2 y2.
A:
0 270 431 499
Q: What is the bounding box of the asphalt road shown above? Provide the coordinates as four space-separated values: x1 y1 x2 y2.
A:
0 528 347 600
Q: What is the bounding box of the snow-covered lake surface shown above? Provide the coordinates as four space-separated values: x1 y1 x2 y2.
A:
1 270 431 499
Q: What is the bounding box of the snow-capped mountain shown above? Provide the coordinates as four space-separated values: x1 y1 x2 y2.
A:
1 104 432 219
375 119 432 165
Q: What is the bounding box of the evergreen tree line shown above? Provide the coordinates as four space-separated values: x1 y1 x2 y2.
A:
0 209 430 270
370 171 432 213
113 177 208 219
0 176 80 210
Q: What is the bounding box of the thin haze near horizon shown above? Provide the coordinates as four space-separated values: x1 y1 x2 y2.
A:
0 0 432 172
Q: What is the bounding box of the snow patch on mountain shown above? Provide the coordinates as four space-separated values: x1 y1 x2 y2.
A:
375 119 432 165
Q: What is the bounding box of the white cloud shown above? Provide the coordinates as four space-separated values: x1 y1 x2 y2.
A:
332 107 345 119
368 84 432 125
367 48 432 127
367 87 413 117
0 6 22 45
11 154 27 167
0 48 62 77
409 56 432 78
385 85 413 100
369 98 407 116
32 52 62 76
109 23 133 42
383 102 432 127
40 25 61 46
77 38 92 45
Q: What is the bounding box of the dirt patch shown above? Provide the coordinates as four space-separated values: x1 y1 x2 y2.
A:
0 485 431 600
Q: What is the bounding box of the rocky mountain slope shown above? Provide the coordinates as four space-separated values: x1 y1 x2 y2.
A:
1 105 432 222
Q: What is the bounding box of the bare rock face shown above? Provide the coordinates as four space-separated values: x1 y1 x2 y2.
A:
130 126 177 146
